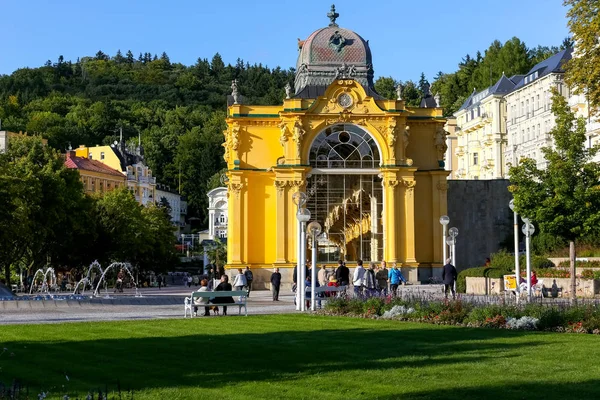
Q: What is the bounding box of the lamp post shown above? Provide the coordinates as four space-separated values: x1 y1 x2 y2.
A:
522 217 535 301
509 199 521 298
297 207 311 311
448 227 459 293
439 215 450 262
292 191 308 311
307 221 322 311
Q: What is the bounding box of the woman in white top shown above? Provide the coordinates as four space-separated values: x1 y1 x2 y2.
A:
233 268 247 291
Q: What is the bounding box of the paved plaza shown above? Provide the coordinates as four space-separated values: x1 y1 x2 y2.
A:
0 285 296 325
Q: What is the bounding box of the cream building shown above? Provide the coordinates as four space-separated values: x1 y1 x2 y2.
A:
207 187 228 240
568 92 600 163
453 74 519 179
504 49 573 170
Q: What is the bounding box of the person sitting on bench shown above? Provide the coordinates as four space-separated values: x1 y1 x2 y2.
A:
193 279 211 317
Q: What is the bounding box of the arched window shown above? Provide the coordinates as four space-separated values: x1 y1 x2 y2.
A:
309 124 380 169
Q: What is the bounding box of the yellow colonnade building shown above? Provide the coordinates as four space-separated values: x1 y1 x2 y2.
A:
223 7 449 286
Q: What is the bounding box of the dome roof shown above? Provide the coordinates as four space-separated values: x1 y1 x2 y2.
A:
297 26 372 68
294 5 379 98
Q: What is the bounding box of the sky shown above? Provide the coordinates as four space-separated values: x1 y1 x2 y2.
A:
1 0 570 82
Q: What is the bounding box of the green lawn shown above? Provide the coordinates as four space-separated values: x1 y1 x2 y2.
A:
1 315 600 399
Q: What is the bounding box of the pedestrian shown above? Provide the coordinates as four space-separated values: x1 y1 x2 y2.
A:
442 258 458 300
270 267 282 301
233 268 247 292
335 260 350 287
376 261 389 296
157 274 163 290
352 259 365 298
244 266 254 297
187 275 192 288
318 265 328 287
365 262 377 297
305 275 321 309
114 270 124 293
388 263 407 297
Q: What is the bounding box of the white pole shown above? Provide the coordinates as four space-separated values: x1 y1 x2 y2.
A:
526 223 532 301
513 210 520 300
442 225 447 262
296 213 301 311
451 239 456 293
311 233 317 311
300 222 307 311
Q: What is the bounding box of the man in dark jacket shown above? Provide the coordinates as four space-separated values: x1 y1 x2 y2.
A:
335 260 350 287
270 268 282 301
442 258 457 300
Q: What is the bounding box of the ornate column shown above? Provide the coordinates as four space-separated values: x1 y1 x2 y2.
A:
401 176 417 264
227 178 245 265
288 179 306 264
382 176 399 263
431 171 450 265
274 180 288 263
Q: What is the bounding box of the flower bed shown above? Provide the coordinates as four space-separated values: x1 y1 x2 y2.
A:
322 296 600 334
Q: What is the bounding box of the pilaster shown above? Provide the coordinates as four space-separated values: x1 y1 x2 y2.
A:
227 173 245 265
399 169 417 264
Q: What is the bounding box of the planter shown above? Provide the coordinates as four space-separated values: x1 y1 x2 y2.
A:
465 277 504 295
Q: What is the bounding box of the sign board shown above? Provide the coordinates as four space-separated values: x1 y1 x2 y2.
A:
504 274 517 291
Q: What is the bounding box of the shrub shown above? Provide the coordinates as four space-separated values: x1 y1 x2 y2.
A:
531 256 554 269
535 269 570 278
482 315 507 329
506 316 539 330
363 297 385 317
558 260 600 269
381 305 415 319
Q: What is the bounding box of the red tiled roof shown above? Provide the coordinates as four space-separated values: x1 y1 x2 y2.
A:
64 153 125 178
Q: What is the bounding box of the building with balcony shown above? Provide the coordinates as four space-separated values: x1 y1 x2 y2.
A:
64 151 126 193
504 48 573 170
75 140 156 206
569 91 600 163
207 187 227 240
453 74 519 179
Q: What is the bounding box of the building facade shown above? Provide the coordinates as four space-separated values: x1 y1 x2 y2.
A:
207 187 228 240
569 92 600 162
64 151 126 193
223 7 450 285
453 74 519 179
155 184 183 233
75 142 157 206
504 49 573 169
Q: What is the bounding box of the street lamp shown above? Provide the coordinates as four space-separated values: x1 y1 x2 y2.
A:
522 217 535 301
439 215 450 262
307 221 322 311
297 207 311 311
509 199 521 298
292 191 308 311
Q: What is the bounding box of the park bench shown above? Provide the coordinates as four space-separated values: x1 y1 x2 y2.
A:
184 290 247 318
313 285 348 298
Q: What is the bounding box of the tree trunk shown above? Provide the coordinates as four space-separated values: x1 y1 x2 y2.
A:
3 264 10 286
570 240 576 304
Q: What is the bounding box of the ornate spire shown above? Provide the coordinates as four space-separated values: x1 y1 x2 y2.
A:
327 4 339 27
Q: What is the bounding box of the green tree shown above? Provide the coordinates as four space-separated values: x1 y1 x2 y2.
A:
508 89 600 301
138 205 178 272
374 77 397 99
564 0 600 115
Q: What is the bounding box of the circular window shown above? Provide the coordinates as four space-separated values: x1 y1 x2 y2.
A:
338 131 350 143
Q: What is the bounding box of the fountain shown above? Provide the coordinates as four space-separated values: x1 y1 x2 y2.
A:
29 267 57 295
72 260 104 295
93 262 141 298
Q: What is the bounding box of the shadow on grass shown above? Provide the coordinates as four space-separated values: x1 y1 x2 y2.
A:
0 318 570 396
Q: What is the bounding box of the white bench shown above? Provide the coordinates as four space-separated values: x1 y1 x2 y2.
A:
184 290 247 318
313 285 348 297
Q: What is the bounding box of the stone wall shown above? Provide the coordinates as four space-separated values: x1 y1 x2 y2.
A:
448 179 513 272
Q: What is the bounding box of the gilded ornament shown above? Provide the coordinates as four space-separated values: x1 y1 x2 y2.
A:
436 181 449 192
292 119 306 159
278 121 288 148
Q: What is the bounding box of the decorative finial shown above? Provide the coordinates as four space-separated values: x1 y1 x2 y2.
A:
327 4 339 27
396 84 403 101
284 83 292 99
231 79 240 104
434 92 441 107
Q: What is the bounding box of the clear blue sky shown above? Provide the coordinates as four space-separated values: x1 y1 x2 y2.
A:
1 0 570 82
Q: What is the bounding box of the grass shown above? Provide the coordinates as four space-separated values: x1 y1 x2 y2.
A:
1 314 600 399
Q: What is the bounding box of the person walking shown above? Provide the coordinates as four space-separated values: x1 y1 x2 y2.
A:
388 263 407 297
335 260 350 287
376 261 389 296
365 262 377 297
157 274 163 290
442 258 458 300
244 266 254 297
352 260 366 298
233 268 247 292
270 267 282 301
